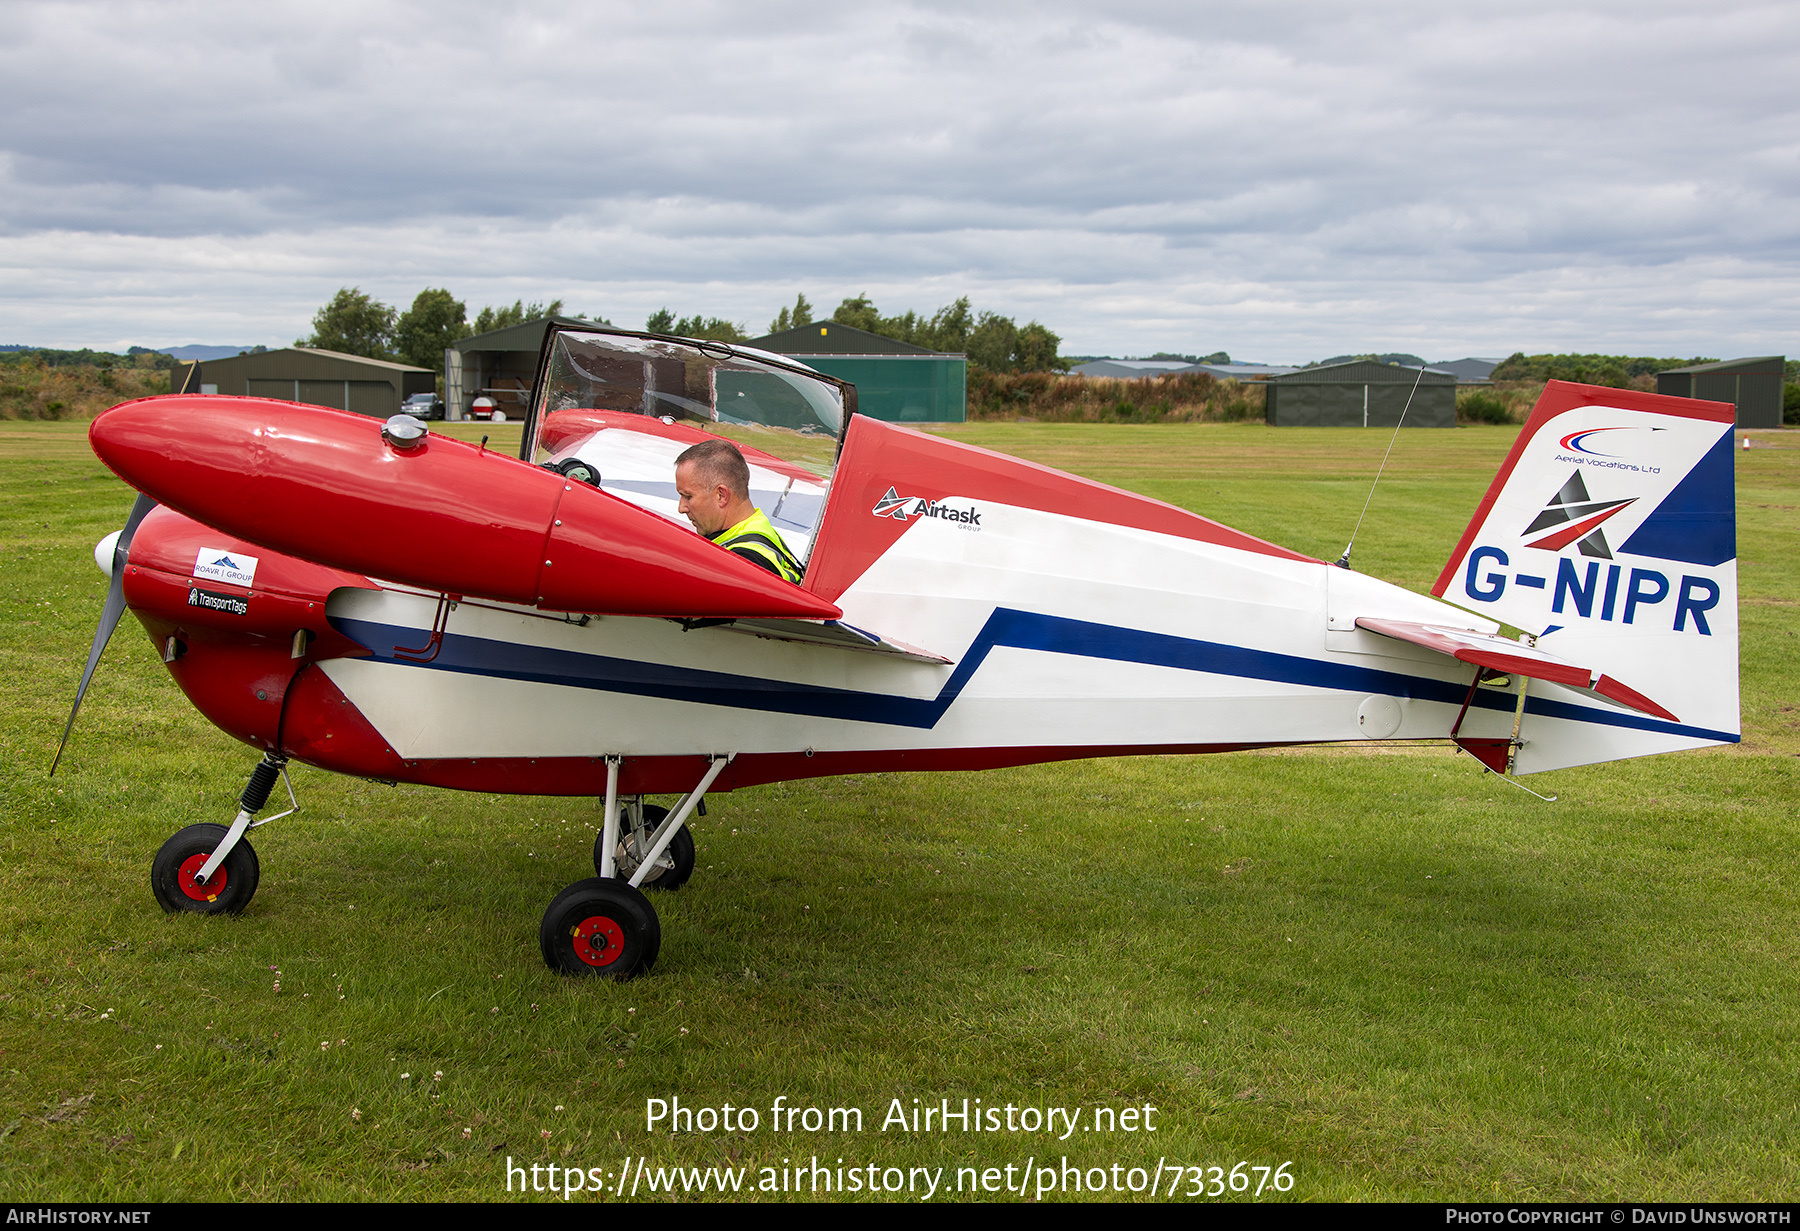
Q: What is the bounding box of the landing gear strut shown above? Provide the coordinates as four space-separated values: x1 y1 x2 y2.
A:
595 802 696 890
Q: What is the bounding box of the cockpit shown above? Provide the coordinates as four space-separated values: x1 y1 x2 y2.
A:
522 326 850 567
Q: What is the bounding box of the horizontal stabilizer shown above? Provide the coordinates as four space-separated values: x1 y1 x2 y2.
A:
1353 617 1677 722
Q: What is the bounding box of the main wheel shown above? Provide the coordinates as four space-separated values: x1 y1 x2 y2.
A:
595 804 696 891
540 878 661 978
150 823 260 915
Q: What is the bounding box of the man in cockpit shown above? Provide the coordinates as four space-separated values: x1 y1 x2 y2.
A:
674 439 804 583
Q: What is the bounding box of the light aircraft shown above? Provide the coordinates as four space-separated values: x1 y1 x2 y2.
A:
61 324 1740 978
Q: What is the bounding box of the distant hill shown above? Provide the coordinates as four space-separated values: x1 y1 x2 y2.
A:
156 344 262 361
1 343 261 361
1309 352 1429 369
1428 357 1503 382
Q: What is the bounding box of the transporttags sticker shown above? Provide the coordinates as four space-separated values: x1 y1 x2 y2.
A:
193 547 259 588
188 586 249 616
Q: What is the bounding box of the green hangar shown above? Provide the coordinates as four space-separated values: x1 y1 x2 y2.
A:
747 322 967 423
1263 361 1457 428
1655 356 1785 429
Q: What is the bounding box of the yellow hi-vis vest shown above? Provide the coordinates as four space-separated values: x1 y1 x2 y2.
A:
711 508 803 584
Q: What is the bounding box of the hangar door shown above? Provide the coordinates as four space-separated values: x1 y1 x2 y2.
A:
1266 380 1454 427
1694 373 1781 429
247 379 397 417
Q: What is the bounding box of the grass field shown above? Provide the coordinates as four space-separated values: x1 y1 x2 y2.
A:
1 418 1796 1202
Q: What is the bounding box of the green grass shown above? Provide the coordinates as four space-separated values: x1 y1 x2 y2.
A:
2 420 1796 1202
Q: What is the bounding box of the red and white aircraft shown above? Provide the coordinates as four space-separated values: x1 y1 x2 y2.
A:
64 325 1740 978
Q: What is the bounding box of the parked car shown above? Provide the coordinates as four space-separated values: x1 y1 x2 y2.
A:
401 392 445 420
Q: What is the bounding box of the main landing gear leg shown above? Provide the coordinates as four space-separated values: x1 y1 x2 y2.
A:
593 756 692 887
593 751 698 890
543 754 734 978
596 755 623 880
150 750 296 916
594 798 695 890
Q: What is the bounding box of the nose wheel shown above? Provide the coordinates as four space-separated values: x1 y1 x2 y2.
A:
540 878 660 978
151 823 260 915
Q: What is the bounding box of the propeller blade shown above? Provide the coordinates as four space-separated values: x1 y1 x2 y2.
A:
50 492 157 775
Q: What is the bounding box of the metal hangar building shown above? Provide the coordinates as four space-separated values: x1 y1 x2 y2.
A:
746 322 967 423
1655 356 1785 429
1263 361 1457 428
170 348 436 417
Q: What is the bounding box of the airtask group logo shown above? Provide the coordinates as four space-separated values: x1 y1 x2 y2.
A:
192 547 259 588
872 487 982 530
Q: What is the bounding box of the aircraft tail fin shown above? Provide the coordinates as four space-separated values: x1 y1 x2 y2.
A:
1432 380 1739 772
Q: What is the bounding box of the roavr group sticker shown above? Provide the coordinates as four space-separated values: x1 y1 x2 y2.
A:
192 547 258 588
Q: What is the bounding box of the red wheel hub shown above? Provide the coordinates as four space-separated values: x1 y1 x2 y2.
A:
572 915 624 967
176 852 226 903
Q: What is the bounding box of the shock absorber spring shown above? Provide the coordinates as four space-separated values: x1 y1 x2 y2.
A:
239 752 290 814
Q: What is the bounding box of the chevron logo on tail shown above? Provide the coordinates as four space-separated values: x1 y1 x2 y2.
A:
1522 472 1636 558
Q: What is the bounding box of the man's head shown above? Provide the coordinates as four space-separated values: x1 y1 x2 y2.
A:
675 438 755 537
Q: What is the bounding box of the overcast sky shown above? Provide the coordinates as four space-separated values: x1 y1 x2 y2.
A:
2 0 1795 361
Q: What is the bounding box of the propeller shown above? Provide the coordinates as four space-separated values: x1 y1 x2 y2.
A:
50 491 157 775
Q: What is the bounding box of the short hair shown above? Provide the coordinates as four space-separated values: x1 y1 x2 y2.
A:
676 438 750 500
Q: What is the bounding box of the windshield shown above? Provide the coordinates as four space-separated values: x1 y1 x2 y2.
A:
524 326 852 564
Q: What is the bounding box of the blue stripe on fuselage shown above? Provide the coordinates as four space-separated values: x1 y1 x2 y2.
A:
328 607 1737 743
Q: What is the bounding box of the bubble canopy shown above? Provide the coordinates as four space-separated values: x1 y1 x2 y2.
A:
522 325 853 564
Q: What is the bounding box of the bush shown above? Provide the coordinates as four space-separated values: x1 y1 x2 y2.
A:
1458 390 1514 425
1784 383 1800 426
966 369 1265 424
0 357 170 420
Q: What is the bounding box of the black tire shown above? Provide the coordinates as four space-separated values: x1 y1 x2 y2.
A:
540 877 660 978
150 823 260 915
595 804 696 891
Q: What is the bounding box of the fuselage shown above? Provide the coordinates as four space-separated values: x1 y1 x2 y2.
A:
110 402 1518 797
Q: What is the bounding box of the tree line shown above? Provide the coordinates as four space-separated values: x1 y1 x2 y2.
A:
814 294 1068 375
298 288 602 374
1489 352 1720 386
299 287 1069 375
0 345 177 370
748 293 1068 373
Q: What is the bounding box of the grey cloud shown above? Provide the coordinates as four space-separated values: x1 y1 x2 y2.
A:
1 0 1796 356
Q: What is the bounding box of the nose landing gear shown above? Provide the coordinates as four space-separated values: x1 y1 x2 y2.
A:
151 823 261 914
150 750 294 916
